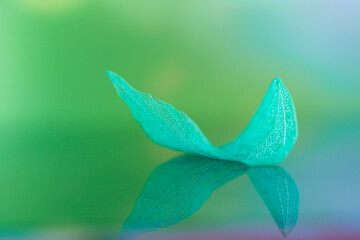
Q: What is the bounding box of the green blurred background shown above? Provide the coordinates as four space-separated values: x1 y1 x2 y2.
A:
0 0 359 239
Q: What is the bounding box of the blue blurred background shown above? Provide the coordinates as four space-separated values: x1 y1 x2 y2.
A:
0 0 359 239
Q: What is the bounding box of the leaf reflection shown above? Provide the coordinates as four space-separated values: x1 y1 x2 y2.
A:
120 155 299 239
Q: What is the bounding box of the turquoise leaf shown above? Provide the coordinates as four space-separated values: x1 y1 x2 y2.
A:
248 166 300 236
107 71 298 166
220 78 298 165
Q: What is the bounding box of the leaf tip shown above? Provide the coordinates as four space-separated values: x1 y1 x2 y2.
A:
271 77 285 88
270 78 290 98
272 77 281 82
281 228 292 237
106 69 115 78
279 223 296 237
106 70 123 86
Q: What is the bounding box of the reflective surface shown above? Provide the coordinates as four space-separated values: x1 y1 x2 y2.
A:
0 0 359 239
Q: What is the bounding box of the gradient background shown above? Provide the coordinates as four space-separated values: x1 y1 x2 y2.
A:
0 0 359 239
